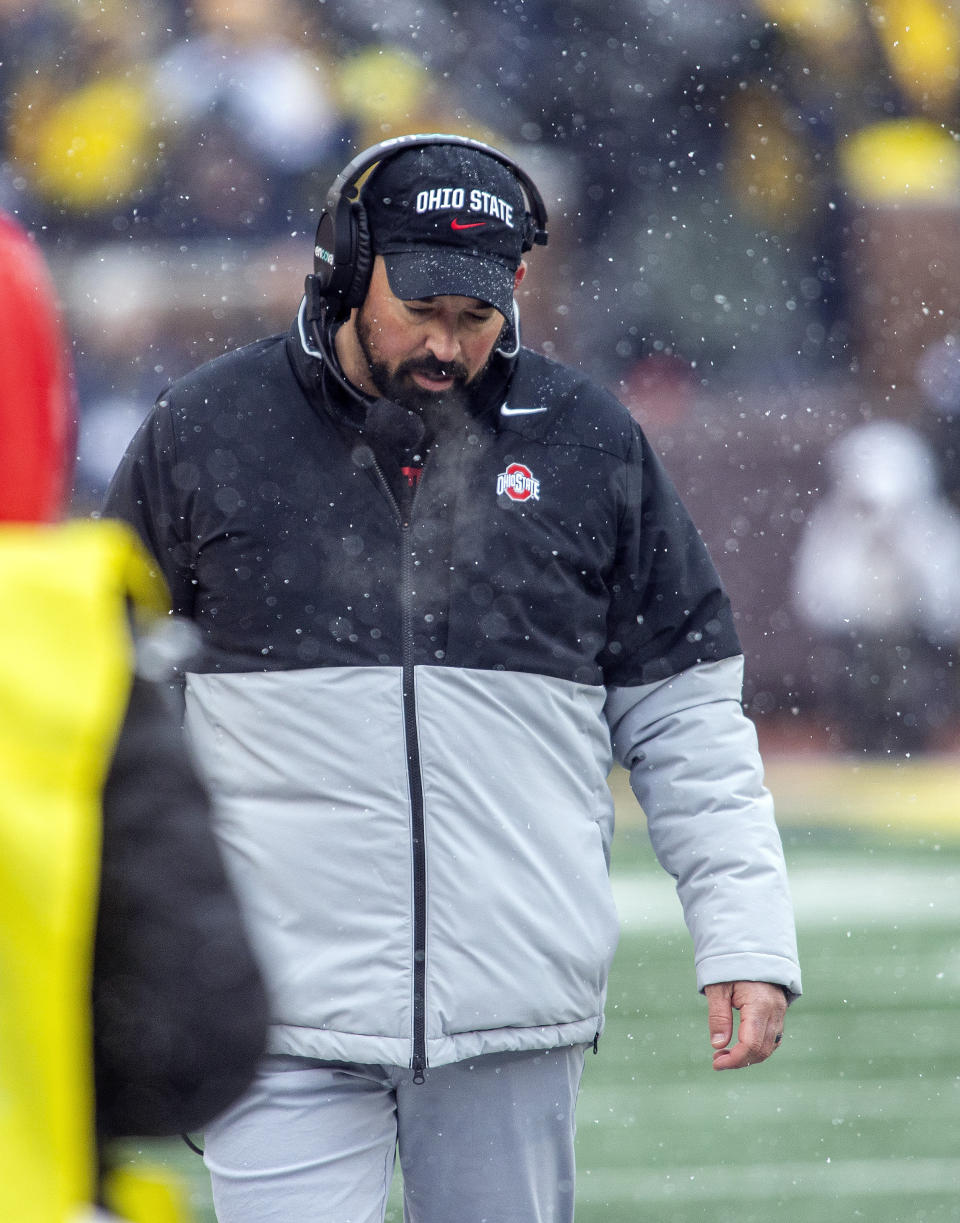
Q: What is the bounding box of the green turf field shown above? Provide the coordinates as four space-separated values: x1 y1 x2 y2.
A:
574 823 960 1222
113 763 960 1221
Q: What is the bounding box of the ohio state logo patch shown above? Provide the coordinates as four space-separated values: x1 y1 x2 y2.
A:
496 462 540 502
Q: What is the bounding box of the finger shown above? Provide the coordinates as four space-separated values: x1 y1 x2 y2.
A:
704 982 734 1052
712 1002 770 1071
712 1031 764 1070
714 1008 785 1070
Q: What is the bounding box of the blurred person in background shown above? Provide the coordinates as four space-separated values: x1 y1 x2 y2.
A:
149 0 351 238
0 208 269 1222
104 133 800 1223
2 0 350 242
3 0 174 239
793 419 960 754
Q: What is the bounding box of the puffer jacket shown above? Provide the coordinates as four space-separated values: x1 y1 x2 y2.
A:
104 322 801 1074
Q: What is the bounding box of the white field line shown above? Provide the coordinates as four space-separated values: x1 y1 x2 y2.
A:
580 1076 960 1123
575 1157 960 1202
612 863 960 932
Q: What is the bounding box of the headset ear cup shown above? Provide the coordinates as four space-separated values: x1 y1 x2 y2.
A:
344 203 373 310
520 213 537 253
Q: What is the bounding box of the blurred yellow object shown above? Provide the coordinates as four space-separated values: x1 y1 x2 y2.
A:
610 755 960 837
839 118 960 202
723 88 817 225
337 47 436 143
753 0 960 114
763 754 960 835
336 47 500 149
102 1164 193 1223
872 0 960 114
0 520 175 1222
752 0 858 40
25 76 156 210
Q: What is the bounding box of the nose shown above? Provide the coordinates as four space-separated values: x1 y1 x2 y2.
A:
422 319 460 365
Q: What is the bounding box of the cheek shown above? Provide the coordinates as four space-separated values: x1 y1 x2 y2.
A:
463 327 503 374
365 317 411 366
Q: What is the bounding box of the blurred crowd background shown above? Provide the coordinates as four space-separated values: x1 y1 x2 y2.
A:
4 0 960 755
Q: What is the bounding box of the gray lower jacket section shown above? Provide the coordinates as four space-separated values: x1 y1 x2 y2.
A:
186 663 620 1068
186 655 800 1069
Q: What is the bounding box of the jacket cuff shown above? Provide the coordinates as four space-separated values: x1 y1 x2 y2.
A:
696 951 802 1004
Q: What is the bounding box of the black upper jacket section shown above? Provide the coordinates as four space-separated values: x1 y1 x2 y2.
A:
104 326 740 685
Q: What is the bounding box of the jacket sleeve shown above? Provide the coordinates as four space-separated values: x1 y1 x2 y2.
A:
102 398 198 620
604 656 801 1000
93 665 269 1139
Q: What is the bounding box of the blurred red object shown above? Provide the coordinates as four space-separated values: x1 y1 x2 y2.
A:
0 211 74 521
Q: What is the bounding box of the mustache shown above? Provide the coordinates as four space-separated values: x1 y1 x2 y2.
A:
400 356 469 382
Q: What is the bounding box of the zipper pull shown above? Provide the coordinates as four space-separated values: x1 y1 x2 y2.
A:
593 1033 600 1055
398 465 421 522
412 1055 426 1085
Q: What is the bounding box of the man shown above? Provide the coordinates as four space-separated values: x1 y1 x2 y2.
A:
0 208 268 1222
104 134 801 1223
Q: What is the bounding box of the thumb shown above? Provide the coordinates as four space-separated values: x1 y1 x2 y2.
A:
704 982 734 1049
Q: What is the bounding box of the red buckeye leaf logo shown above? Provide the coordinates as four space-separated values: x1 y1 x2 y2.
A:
496 462 540 502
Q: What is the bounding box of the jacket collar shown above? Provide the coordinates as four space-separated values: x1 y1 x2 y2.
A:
286 307 518 437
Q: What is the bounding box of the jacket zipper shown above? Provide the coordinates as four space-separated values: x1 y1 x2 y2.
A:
401 531 428 1084
371 458 429 1084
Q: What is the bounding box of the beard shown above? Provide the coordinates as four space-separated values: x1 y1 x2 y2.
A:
355 308 496 429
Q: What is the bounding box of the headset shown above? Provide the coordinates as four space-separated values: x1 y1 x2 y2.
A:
302 132 549 328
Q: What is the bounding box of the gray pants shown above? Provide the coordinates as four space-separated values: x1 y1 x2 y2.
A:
203 1045 586 1223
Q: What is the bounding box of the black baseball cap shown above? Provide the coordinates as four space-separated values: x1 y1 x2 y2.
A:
362 144 530 320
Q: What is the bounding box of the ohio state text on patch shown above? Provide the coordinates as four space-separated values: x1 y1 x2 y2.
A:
496 462 540 502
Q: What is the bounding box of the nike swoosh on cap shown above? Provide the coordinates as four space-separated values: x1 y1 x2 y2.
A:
500 403 549 416
450 218 487 230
